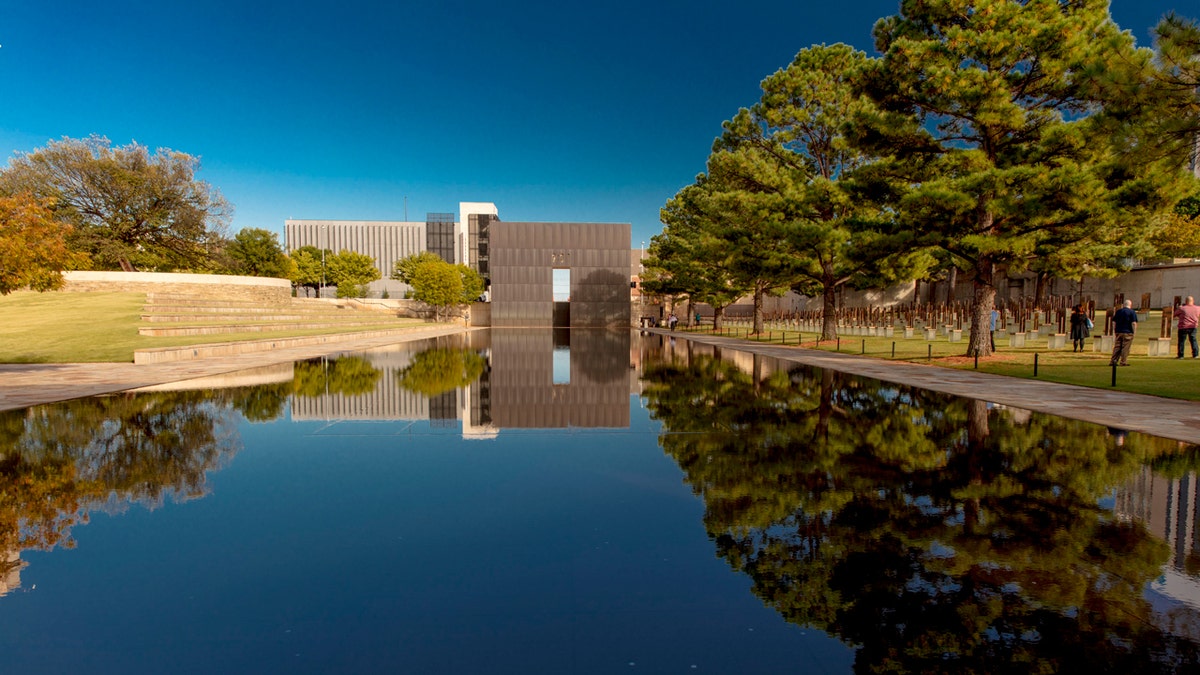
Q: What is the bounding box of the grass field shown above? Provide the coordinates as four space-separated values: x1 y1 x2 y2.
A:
0 290 427 363
680 316 1200 401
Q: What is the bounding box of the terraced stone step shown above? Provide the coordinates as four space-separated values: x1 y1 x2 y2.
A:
142 311 376 323
138 319 409 337
143 302 348 312
146 293 295 305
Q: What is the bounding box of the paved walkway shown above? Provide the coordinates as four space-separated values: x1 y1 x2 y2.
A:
4 326 1199 445
657 330 1200 445
0 326 470 413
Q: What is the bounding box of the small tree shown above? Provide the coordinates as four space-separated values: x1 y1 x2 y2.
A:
0 193 82 294
226 228 290 278
391 251 444 286
326 250 380 298
457 264 485 304
288 245 329 297
653 179 751 331
409 259 465 320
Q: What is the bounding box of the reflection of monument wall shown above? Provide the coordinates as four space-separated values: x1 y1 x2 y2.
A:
488 329 630 428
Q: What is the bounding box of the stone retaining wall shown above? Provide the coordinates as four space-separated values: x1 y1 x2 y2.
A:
62 271 292 303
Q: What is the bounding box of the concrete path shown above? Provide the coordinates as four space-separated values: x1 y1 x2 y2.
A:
659 330 1200 445
0 325 470 413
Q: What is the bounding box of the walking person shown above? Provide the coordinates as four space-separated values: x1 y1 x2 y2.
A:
989 308 998 352
668 312 678 331
1108 300 1138 367
1175 296 1200 359
1069 304 1091 352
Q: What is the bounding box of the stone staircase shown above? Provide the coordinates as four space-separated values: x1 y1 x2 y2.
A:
138 293 415 337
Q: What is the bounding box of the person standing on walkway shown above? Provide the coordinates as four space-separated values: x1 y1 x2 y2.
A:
1109 300 1138 366
989 308 998 352
1175 296 1200 359
668 313 678 331
1069 304 1090 352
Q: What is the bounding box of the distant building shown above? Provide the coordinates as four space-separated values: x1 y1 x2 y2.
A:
285 202 631 327
285 202 501 299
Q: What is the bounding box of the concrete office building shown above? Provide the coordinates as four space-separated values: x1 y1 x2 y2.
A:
285 202 502 298
284 218 425 298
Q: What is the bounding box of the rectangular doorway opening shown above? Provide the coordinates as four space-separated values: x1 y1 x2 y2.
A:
553 268 570 327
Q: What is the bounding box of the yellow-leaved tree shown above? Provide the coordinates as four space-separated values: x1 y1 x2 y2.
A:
0 193 82 295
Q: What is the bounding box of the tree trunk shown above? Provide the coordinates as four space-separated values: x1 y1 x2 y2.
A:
968 397 990 449
1034 271 1049 307
752 286 764 334
713 306 726 332
968 259 997 357
814 368 834 442
821 280 838 341
686 298 695 327
946 266 958 304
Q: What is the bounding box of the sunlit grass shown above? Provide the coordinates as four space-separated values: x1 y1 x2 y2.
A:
0 290 429 363
681 316 1200 401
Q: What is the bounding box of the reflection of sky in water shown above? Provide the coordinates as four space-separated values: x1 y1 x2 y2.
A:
1 331 1198 672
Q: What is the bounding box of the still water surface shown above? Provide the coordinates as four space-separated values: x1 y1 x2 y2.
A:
1 329 1198 673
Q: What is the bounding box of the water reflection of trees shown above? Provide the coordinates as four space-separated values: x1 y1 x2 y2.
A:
293 355 382 398
642 353 1200 673
396 348 487 397
0 390 241 578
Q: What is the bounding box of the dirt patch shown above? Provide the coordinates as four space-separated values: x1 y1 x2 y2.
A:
937 353 1025 366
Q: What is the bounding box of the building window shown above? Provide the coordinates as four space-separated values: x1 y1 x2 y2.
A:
426 213 455 263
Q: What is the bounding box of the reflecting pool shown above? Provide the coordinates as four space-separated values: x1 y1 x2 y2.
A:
1 330 1199 673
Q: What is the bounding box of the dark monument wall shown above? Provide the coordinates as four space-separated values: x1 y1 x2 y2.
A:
489 222 631 327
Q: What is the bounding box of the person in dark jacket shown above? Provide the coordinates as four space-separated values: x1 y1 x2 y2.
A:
1108 300 1138 366
1069 304 1090 352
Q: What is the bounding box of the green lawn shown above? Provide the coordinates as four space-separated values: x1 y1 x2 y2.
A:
0 290 428 363
684 316 1200 401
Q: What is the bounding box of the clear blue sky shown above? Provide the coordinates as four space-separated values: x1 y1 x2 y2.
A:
0 0 1189 248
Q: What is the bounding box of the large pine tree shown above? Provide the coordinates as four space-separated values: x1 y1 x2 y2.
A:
853 0 1189 356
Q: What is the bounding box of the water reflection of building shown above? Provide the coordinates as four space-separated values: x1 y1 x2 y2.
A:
1116 468 1200 639
291 330 631 432
289 346 434 422
488 329 629 428
0 549 25 597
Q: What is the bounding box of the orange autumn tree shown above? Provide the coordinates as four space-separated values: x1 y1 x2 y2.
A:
0 192 81 295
